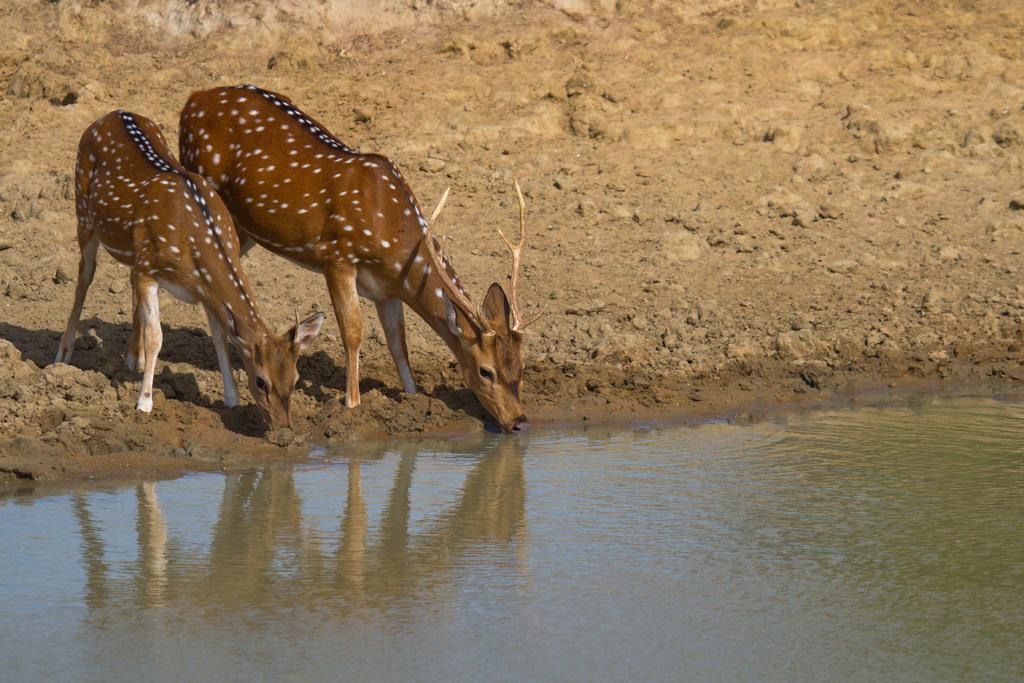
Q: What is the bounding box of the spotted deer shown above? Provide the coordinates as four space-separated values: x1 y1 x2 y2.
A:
56 110 325 428
179 85 542 432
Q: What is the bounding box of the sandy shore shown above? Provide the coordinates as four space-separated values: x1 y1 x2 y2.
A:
3 0 1024 484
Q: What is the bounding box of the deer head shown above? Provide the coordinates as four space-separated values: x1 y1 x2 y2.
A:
226 309 325 430
425 180 544 433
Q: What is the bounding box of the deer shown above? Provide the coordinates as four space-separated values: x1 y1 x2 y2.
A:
56 110 325 429
178 84 543 433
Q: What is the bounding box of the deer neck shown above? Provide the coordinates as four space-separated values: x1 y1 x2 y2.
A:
381 224 472 359
402 257 467 357
194 248 273 353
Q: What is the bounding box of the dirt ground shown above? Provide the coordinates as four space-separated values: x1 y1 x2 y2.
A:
3 0 1024 484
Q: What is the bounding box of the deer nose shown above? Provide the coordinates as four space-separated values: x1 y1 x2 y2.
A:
511 415 527 432
268 411 290 431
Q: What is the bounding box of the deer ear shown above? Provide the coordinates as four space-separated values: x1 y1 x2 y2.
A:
292 312 325 351
481 283 512 335
438 292 473 339
444 292 464 337
223 304 245 346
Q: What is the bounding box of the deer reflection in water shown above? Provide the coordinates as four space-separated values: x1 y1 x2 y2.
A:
72 437 527 613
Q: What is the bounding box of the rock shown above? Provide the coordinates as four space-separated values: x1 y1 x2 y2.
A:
352 108 372 125
184 442 219 462
6 63 77 106
108 279 125 294
842 103 915 153
37 407 66 431
660 230 703 261
43 363 80 388
266 50 313 71
992 121 1021 148
857 252 878 266
877 339 903 363
569 94 626 142
420 157 446 173
733 234 755 253
938 246 961 262
53 267 71 285
610 205 633 221
775 330 824 361
962 130 986 148
762 124 802 153
818 203 842 220
764 188 816 228
789 316 811 331
727 341 761 360
565 71 596 98
793 154 827 180
877 259 906 270
77 330 98 352
1010 198 1024 212
11 200 38 222
158 367 200 403
799 364 826 389
0 339 23 364
5 282 27 299
269 427 295 447
576 199 597 216
826 259 857 274
552 176 575 191
0 378 20 400
565 300 605 316
920 285 960 314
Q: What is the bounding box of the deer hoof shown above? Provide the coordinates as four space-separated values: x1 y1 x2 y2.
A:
136 394 153 413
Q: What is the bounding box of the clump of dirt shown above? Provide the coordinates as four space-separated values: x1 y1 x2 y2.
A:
0 338 314 483
3 0 1024 483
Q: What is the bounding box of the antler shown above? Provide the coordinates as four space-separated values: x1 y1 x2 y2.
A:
424 187 491 335
496 178 545 331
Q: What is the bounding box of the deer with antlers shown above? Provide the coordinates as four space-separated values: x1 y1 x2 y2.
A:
179 85 542 432
56 110 324 428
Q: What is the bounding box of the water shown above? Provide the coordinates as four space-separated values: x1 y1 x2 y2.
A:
2 396 1023 682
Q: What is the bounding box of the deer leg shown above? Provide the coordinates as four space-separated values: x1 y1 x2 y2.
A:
205 307 239 408
238 233 257 257
136 481 168 601
126 286 145 372
375 298 416 394
134 276 162 413
56 232 100 364
325 267 362 408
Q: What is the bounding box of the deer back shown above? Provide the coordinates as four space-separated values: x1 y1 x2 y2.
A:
180 86 444 283
80 111 262 329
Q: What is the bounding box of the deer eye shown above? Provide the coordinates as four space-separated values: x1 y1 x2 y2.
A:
255 376 269 393
479 367 495 382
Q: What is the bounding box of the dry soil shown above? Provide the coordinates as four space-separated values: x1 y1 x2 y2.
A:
3 0 1024 483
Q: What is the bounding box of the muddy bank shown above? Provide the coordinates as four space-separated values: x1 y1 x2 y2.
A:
3 0 1024 483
